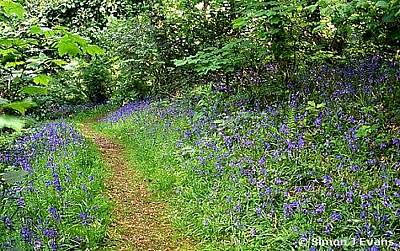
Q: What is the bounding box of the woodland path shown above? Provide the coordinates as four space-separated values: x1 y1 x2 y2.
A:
80 122 193 251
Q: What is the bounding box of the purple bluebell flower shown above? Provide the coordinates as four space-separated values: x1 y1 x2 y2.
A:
314 204 325 215
235 203 242 213
297 135 305 148
258 156 266 166
256 207 262 217
330 211 342 222
370 245 380 251
49 240 57 251
364 222 373 237
360 211 367 219
3 216 13 230
324 223 333 235
34 239 42 250
79 212 90 225
275 178 283 185
21 225 31 242
279 124 290 135
346 191 354 203
314 112 323 127
43 228 58 239
17 197 25 207
49 207 60 222
52 173 62 192
250 228 257 237
351 165 360 172
323 175 333 185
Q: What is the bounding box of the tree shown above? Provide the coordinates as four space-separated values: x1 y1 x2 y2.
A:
0 0 104 131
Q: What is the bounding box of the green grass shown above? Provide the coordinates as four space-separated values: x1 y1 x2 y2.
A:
95 106 216 248
72 104 115 124
94 103 257 250
0 121 111 250
93 90 400 250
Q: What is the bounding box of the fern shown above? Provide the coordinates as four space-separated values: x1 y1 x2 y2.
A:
287 107 296 139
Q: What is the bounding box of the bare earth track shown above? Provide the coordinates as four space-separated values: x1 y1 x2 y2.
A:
81 122 192 251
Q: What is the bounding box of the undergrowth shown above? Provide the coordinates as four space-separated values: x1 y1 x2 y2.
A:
0 122 110 250
97 58 400 250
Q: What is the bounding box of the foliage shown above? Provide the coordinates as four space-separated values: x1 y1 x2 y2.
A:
0 0 104 131
21 0 396 104
172 0 399 85
0 115 25 131
174 39 264 76
81 58 111 104
153 0 238 58
27 0 139 39
149 0 241 92
98 17 163 103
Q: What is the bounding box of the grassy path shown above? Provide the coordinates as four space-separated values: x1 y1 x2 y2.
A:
80 122 192 250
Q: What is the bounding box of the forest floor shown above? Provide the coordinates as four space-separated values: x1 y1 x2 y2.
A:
80 122 193 251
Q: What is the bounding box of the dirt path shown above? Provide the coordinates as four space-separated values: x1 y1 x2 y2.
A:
80 122 192 251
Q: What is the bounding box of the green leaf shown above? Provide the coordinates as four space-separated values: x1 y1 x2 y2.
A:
0 115 25 131
33 74 52 85
232 17 247 29
30 25 43 34
0 48 19 57
0 0 25 19
3 99 37 115
173 59 188 67
307 101 316 107
179 146 195 157
51 59 68 66
3 169 28 185
376 1 388 8
356 125 374 138
0 98 8 105
5 61 25 68
85 44 105 56
62 59 79 70
0 38 27 47
21 86 48 95
57 35 81 57
305 4 318 13
68 33 88 47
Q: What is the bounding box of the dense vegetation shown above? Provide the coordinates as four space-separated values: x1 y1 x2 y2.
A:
0 122 109 249
98 57 400 249
1 0 399 250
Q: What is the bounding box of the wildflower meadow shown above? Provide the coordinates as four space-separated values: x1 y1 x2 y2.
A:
1 0 399 250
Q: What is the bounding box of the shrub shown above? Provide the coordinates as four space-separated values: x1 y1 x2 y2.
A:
98 16 163 103
81 58 111 105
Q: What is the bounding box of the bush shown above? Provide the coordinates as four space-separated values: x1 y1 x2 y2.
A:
98 16 163 103
34 0 136 39
81 58 111 104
